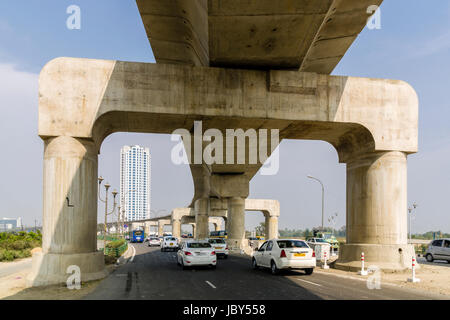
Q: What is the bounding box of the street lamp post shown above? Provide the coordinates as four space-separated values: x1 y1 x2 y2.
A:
307 175 325 231
119 189 136 239
408 203 418 243
98 176 118 251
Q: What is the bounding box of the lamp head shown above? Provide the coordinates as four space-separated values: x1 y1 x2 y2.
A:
112 190 118 198
104 183 111 190
98 176 104 184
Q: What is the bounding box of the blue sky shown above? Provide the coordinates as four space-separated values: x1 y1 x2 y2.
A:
0 1 449 233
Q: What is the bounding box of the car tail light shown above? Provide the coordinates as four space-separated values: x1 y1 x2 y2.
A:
184 251 192 256
312 251 316 257
225 246 229 250
211 251 216 255
280 250 286 258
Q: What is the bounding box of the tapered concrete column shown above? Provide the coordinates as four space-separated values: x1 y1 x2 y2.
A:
158 221 164 236
27 136 107 287
172 219 181 239
190 223 196 238
195 198 210 239
227 197 246 250
265 215 278 240
336 151 415 271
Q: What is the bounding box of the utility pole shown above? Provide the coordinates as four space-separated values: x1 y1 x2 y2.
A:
98 176 118 250
307 175 325 231
408 203 418 243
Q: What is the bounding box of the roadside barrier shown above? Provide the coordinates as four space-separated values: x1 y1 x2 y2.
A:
322 249 330 269
407 256 420 283
358 252 368 275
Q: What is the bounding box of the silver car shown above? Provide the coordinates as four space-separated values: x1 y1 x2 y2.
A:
425 238 450 263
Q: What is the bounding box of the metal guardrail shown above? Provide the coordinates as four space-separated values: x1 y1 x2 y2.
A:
97 235 121 241
98 236 128 258
100 242 128 258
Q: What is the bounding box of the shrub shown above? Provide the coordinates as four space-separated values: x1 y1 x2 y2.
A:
106 239 126 249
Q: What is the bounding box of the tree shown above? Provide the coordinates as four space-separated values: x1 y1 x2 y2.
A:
255 222 265 236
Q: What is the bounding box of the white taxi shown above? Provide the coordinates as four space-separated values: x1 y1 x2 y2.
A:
252 239 316 275
207 238 229 259
161 236 179 252
177 240 217 269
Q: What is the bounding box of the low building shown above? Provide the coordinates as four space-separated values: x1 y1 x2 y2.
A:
0 217 22 232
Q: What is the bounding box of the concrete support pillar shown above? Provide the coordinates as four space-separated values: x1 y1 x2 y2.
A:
195 198 210 239
336 151 415 271
190 223 196 238
227 197 246 250
27 136 107 287
172 218 181 239
265 215 278 240
158 221 164 236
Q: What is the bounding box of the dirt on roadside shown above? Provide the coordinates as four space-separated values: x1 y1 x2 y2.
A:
319 262 450 298
0 264 115 300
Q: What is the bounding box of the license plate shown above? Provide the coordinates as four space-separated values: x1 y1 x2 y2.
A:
215 247 222 249
170 243 174 246
294 253 306 257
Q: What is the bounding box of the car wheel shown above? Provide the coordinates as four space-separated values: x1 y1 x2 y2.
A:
304 268 314 275
161 247 164 252
270 260 279 275
181 259 187 270
224 255 228 259
252 258 259 270
426 254 434 262
211 264 216 270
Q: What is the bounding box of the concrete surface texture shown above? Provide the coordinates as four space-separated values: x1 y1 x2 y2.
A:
136 0 383 72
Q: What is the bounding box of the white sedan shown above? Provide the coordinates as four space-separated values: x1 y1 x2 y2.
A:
161 236 179 252
252 239 316 275
148 237 161 247
207 238 229 259
177 240 217 269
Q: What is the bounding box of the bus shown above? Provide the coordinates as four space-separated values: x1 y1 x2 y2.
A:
210 230 227 239
131 230 145 243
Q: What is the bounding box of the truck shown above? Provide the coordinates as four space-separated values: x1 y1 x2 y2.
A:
313 230 339 252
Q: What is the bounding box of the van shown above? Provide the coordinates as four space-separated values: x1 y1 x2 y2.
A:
425 238 450 263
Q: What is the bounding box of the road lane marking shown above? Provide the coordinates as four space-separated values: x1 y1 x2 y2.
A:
296 279 322 287
206 281 217 289
130 245 136 262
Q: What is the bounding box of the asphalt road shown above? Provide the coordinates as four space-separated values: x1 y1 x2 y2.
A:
83 243 445 300
417 256 450 268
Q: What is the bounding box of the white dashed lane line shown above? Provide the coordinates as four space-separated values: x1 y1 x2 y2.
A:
130 245 136 262
296 278 322 287
206 281 217 289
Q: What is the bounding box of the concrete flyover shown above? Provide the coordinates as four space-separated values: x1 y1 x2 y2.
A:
170 199 280 243
28 0 419 286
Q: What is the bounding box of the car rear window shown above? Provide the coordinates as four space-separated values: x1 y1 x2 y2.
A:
187 243 211 248
166 237 177 241
208 239 225 244
277 240 309 248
